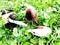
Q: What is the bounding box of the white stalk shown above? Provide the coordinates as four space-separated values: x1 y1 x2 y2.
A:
8 18 27 27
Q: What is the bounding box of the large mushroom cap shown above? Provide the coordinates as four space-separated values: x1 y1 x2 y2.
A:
28 26 52 37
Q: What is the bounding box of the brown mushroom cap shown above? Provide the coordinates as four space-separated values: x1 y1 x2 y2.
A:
25 6 38 23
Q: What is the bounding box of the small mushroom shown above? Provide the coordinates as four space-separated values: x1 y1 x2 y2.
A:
25 5 38 23
28 26 52 37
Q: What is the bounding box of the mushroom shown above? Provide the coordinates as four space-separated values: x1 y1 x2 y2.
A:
25 5 38 23
28 26 52 37
1 10 27 29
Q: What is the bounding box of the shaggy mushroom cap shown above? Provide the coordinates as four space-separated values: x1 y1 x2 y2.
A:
25 5 38 23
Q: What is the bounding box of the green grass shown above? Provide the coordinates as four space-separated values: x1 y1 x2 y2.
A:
0 0 60 45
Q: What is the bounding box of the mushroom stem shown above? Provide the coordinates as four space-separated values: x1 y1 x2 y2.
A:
8 18 27 27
